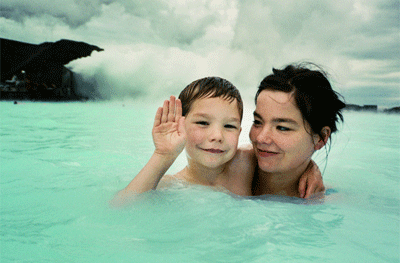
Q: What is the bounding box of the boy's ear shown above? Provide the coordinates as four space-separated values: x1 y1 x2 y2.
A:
314 126 331 150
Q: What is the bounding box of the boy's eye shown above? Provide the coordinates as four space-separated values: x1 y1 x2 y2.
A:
224 124 238 129
195 121 209 126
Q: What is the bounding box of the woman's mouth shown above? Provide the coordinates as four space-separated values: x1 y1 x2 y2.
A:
257 149 279 157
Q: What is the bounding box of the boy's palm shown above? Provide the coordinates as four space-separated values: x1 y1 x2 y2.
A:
152 96 186 157
153 118 185 155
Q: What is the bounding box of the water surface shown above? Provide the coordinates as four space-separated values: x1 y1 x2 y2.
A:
1 101 399 262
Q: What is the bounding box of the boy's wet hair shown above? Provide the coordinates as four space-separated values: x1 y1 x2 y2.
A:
178 77 243 121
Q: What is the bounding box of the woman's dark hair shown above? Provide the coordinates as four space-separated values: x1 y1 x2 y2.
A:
256 63 345 145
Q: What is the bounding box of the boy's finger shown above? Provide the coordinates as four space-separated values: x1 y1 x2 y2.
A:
154 107 163 127
168 96 175 122
161 100 169 123
298 176 307 198
318 185 326 193
175 99 182 122
304 181 325 198
304 183 315 199
178 116 186 136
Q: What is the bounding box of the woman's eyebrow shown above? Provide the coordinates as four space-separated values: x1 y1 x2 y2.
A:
253 111 262 119
253 111 298 125
272 118 298 125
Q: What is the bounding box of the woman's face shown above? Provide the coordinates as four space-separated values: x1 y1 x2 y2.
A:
249 90 320 174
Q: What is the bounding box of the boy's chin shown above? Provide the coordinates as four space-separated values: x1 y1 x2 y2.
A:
201 157 231 168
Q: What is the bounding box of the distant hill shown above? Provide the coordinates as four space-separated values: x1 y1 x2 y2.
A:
344 104 399 114
0 38 103 101
383 107 400 114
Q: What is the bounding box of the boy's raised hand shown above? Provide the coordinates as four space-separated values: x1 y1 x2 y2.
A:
152 96 186 158
298 161 325 198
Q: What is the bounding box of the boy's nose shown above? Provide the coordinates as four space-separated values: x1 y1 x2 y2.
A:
209 125 223 142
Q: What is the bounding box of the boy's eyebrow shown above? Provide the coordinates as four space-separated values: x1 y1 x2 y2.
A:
253 111 298 125
228 117 241 123
192 113 212 118
193 113 241 122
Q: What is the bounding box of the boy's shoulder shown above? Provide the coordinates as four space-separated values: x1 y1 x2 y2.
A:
157 169 189 188
223 144 256 195
233 144 256 163
157 174 181 188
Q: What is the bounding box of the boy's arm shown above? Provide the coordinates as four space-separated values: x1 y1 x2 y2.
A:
225 145 256 196
111 152 178 205
111 96 185 204
298 161 325 198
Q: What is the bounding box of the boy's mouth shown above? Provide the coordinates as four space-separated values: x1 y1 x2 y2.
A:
202 148 225 154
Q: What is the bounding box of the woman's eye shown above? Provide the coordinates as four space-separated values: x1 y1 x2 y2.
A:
252 119 262 126
277 126 290 131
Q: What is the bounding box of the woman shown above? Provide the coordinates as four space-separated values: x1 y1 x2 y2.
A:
249 63 345 197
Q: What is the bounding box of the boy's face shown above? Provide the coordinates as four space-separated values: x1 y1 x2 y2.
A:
184 96 242 169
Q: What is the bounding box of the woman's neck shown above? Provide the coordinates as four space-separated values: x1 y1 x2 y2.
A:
254 160 311 197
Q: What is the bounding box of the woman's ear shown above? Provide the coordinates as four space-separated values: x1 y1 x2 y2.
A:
314 126 331 150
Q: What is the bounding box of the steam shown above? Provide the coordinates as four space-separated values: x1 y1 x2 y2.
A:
69 43 264 101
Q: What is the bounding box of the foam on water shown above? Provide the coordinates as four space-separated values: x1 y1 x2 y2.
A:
0 100 399 262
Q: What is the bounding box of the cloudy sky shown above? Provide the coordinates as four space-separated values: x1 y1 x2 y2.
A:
1 0 399 107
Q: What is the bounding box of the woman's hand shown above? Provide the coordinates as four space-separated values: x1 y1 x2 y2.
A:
152 96 186 158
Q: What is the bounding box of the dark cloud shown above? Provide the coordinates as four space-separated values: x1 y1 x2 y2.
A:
0 0 111 27
341 0 400 62
345 43 400 62
342 86 400 108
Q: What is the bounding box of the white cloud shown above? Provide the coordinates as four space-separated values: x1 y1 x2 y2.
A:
1 0 398 106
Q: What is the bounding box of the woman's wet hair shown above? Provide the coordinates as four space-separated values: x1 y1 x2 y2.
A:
179 76 243 121
255 62 345 146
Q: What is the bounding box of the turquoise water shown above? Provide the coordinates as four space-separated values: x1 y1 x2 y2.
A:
1 100 399 262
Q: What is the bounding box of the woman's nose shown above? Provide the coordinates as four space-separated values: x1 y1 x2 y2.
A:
257 126 273 144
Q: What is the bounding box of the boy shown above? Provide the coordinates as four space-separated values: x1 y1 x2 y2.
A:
111 77 323 205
